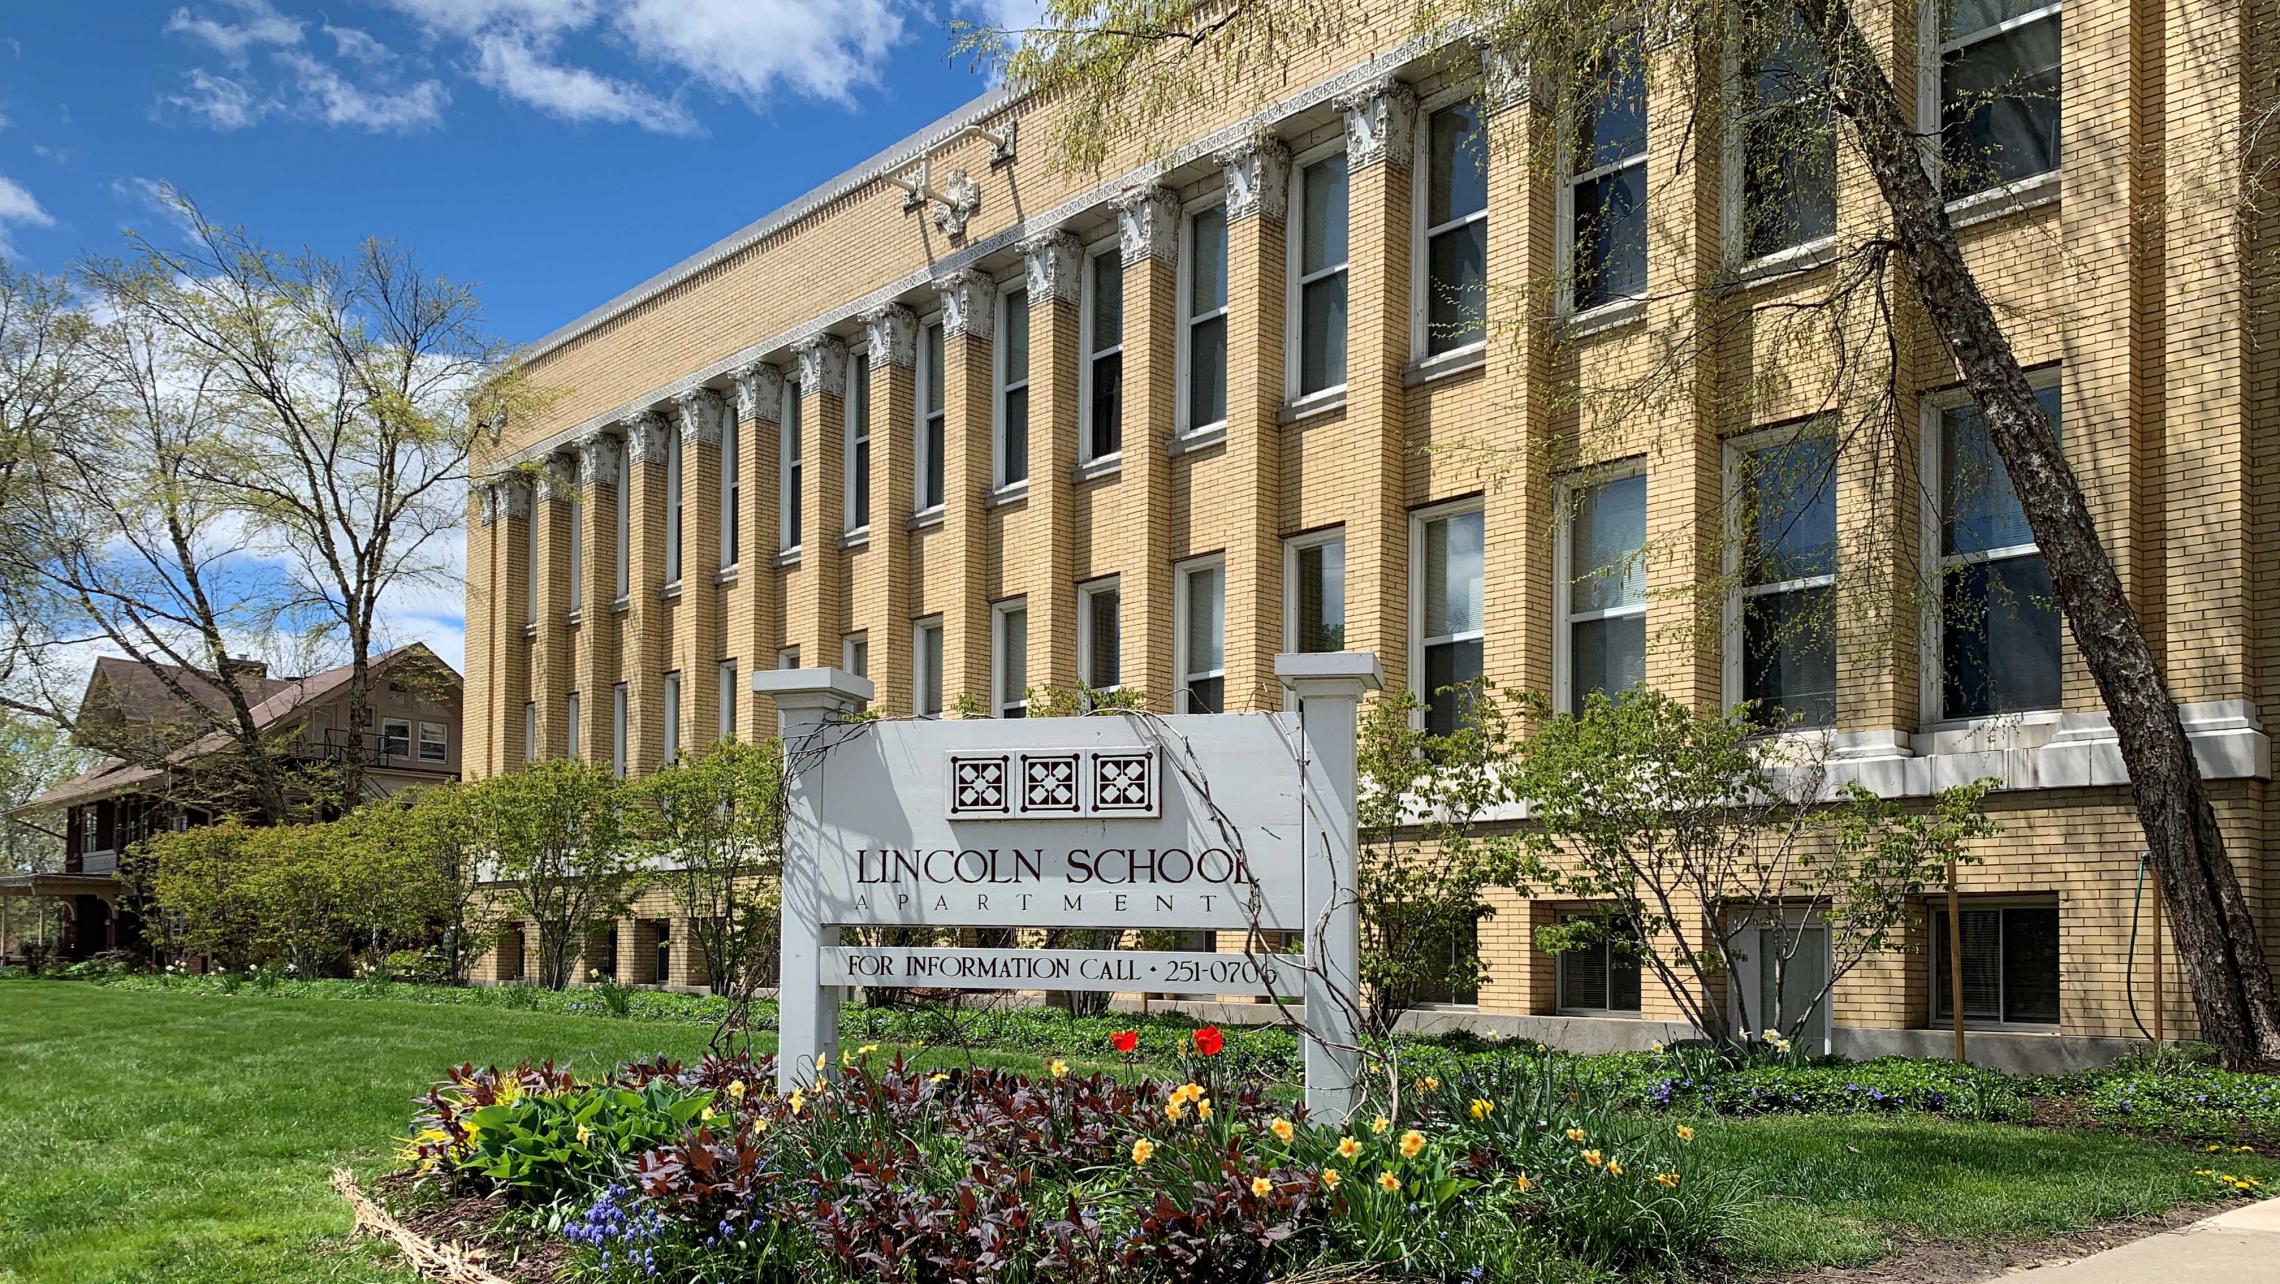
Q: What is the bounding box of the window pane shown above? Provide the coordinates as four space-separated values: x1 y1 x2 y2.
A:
1296 539 1346 652
1942 14 2062 193
1424 638 1483 736
852 434 871 528
1190 207 1227 312
1088 590 1121 688
1189 314 1227 428
1091 350 1123 456
1185 675 1224 715
1571 474 1646 613
1185 565 1224 673
1299 273 1348 394
1942 552 2061 717
1942 385 2060 556
1744 585 1837 728
1571 614 1647 713
1427 220 1488 354
919 626 943 716
1561 939 1608 1010
1742 115 1837 256
1573 164 1647 310
1742 435 1837 584
924 323 945 410
1003 386 1029 483
1942 0 2054 44
1576 41 1647 171
1092 253 1123 350
2002 906 2061 1024
1609 944 1643 1011
925 411 945 508
1933 906 2004 1021
1429 101 1487 226
1423 509 1484 638
1003 288 1029 377
1001 608 1027 709
1302 154 1350 275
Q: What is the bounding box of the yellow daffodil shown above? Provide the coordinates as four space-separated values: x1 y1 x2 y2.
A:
1655 1172 1680 1188
1534 1043 1548 1054
1468 1098 1494 1121
857 1044 880 1057
1049 1059 1071 1078
1376 1170 1401 1193
1399 1129 1426 1159
1415 1076 1440 1092
728 1080 747 1100
1131 1138 1156 1166
2210 1144 2226 1152
1321 1168 1343 1190
1270 1118 1296 1143
1250 1176 1273 1197
2237 1146 2257 1154
1513 1173 1534 1192
576 1124 592 1144
1675 1125 1695 1142
1650 1041 1665 1054
701 1107 721 1123
754 1116 769 1133
1166 1098 1189 1122
1196 1097 1215 1122
1566 1127 1587 1143
1371 1116 1392 1134
1336 1136 1363 1160
1607 1159 1624 1177
789 1089 807 1115
930 1072 950 1084
1582 1149 1604 1168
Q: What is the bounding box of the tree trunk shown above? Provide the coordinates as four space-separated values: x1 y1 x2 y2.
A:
1804 0 2280 1067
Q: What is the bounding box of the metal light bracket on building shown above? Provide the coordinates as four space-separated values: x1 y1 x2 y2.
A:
888 121 1016 238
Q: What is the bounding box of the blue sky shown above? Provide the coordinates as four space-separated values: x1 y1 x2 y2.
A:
1 0 1029 678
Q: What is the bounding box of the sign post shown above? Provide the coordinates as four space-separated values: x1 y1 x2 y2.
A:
1279 652 1379 1123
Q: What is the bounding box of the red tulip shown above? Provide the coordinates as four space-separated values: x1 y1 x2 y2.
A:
1110 1029 1140 1054
1193 1026 1225 1056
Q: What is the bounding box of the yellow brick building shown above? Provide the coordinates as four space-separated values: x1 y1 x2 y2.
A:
466 0 2276 1068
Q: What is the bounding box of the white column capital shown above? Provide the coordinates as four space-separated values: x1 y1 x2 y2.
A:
1020 228 1082 304
734 361 786 425
936 269 997 341
1217 133 1291 223
477 482 500 524
499 477 534 520
1338 75 1418 170
623 408 670 466
575 431 623 487
795 334 849 398
1475 40 1534 112
543 451 579 502
862 302 919 369
675 386 726 448
1113 184 1180 267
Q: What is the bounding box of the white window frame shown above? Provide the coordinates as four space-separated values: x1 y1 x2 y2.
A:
1175 193 1229 440
777 646 801 670
1411 89 1490 360
843 632 869 679
662 670 681 765
1917 0 2064 209
1078 576 1123 692
380 717 413 760
1076 237 1125 467
1555 42 1650 320
613 446 630 601
1282 527 1348 708
1285 139 1351 402
1917 367 2064 729
1173 554 1227 714
565 693 580 762
992 598 1029 718
1408 497 1487 730
779 377 803 554
718 660 738 740
1720 421 1838 723
1552 462 1649 715
609 684 626 777
1720 34 1839 271
663 423 684 585
845 345 871 535
1928 894 2063 1030
994 281 1031 490
915 316 948 514
417 720 448 763
721 402 741 568
567 496 584 614
913 616 945 717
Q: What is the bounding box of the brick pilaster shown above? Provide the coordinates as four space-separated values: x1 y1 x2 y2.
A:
859 305 918 715
623 409 671 776
675 388 727 759
939 272 998 711
494 481 534 775
1218 139 1290 713
573 432 623 762
734 361 787 731
796 336 851 665
1114 186 1182 708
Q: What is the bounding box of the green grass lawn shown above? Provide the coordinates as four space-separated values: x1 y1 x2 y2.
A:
0 981 2268 1284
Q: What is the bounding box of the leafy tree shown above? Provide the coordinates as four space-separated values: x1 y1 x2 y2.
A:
468 759 642 990
145 822 265 970
634 739 787 998
1508 688 1996 1046
375 783 505 985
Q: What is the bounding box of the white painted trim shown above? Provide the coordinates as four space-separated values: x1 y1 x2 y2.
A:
1551 460 1646 716
1175 191 1230 441
1077 234 1125 466
1409 496 1485 728
1410 88 1488 360
1285 138 1352 403
1173 554 1228 713
992 597 1029 717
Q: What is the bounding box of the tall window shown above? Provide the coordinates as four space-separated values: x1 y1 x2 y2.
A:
1082 249 1124 461
1939 0 2062 197
1288 531 1347 653
1558 916 1644 1012
998 288 1030 486
567 496 584 613
662 671 681 764
664 424 684 583
614 447 629 600
718 661 737 740
843 632 869 678
918 321 946 510
1080 580 1121 690
524 701 538 761
524 500 539 624
995 600 1028 718
1415 504 1484 735
1563 472 1647 713
609 684 626 777
1295 152 1350 395
1177 558 1226 714
914 618 944 717
781 379 803 550
1737 22 1836 257
1932 902 2060 1025
847 350 871 531
565 693 580 762
1734 431 1837 727
1422 100 1488 353
1936 382 2061 718
1183 204 1228 433
1568 37 1648 311
721 402 741 567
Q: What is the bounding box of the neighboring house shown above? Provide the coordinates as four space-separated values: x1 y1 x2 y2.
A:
0 644 463 962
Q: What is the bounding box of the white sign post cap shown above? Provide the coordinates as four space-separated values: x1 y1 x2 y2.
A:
1275 651 1382 698
750 666 875 709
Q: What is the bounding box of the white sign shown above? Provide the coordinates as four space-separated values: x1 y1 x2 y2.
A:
820 946 1299 996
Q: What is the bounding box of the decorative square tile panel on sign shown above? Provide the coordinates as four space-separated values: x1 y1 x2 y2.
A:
947 755 1011 817
1019 753 1084 815
1091 749 1160 816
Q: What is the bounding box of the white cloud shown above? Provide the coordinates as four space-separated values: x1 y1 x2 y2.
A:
324 24 393 63
470 32 694 133
278 53 449 131
161 67 271 130
163 0 304 65
0 173 55 259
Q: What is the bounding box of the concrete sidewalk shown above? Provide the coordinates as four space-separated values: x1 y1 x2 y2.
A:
1983 1198 2280 1281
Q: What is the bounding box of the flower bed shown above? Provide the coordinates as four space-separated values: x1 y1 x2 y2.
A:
397 1032 1743 1283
